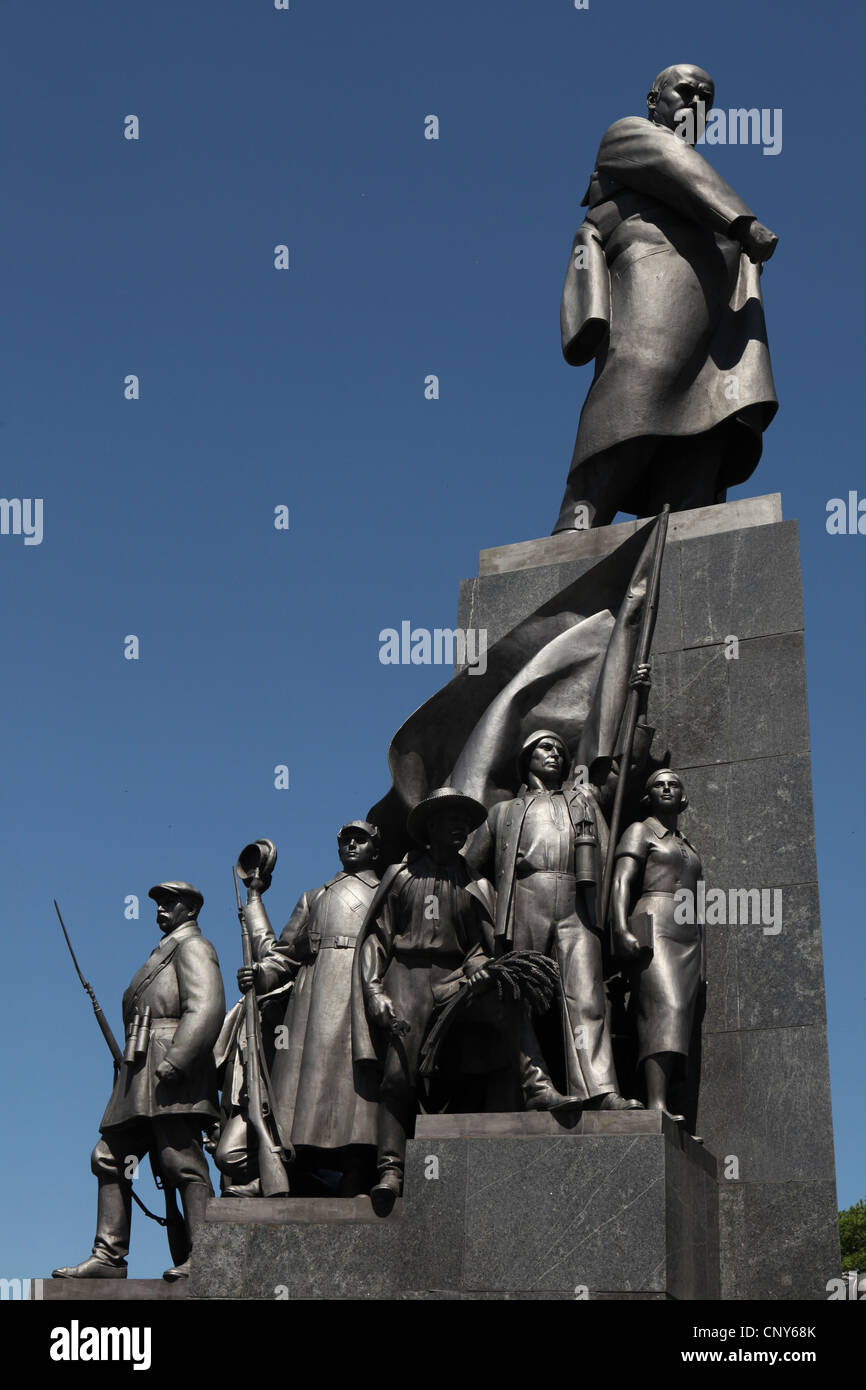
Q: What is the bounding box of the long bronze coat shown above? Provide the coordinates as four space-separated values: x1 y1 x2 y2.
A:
253 870 381 1151
561 116 777 514
100 921 225 1132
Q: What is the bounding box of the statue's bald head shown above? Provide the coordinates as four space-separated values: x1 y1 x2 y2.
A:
647 64 714 142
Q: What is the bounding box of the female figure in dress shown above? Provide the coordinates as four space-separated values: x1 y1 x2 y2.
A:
610 769 703 1122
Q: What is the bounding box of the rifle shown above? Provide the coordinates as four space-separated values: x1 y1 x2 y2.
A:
53 898 180 1230
54 899 123 1066
233 868 291 1197
597 504 671 938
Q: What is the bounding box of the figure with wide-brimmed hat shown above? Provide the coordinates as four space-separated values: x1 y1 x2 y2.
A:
52 882 225 1282
351 788 504 1211
220 821 382 1196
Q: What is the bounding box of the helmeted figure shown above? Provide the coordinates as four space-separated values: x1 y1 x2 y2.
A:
554 64 779 532
52 882 225 1282
611 770 705 1124
221 822 382 1196
469 714 654 1110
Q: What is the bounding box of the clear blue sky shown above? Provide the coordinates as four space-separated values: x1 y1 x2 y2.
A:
2 0 862 1279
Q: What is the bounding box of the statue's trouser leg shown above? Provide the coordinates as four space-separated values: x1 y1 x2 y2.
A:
518 1011 561 1102
152 1116 213 1265
90 1126 151 1265
511 876 574 1101
552 438 652 533
555 922 618 1101
648 430 728 513
377 961 432 1179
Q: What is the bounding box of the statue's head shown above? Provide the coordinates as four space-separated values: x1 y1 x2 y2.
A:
337 820 380 872
642 768 688 816
407 788 487 859
519 730 569 789
647 64 714 144
148 881 203 933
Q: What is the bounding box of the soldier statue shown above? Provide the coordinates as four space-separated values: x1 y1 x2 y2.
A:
52 882 225 1281
219 822 382 1196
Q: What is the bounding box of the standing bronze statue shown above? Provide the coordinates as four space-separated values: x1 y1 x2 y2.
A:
611 771 704 1122
353 789 497 1211
468 694 654 1111
222 822 382 1196
554 64 778 532
53 883 225 1281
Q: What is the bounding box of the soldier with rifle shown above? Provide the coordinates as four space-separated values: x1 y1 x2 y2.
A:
52 882 225 1281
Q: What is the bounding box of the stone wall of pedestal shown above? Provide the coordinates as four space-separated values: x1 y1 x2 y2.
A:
457 495 840 1300
189 1112 717 1300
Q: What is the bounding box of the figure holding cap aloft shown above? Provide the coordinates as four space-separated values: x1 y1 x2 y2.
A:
221 821 382 1196
53 881 225 1282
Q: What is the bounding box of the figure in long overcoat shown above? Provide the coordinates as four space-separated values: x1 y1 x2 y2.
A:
226 822 381 1195
554 64 779 531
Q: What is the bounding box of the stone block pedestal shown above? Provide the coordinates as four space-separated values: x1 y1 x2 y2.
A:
189 1112 718 1300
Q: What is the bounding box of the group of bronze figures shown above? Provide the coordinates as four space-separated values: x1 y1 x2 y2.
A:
53 689 705 1281
53 62 776 1281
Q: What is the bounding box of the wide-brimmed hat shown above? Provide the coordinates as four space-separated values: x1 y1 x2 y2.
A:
148 881 203 913
406 787 488 845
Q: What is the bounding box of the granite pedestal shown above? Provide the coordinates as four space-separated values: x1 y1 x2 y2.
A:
190 1111 718 1300
459 495 840 1300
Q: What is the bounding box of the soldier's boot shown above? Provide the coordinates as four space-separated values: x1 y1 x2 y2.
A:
52 1254 127 1280
53 1177 131 1278
520 1014 583 1113
371 1104 406 1216
370 1164 403 1216
163 1185 191 1269
163 1181 210 1282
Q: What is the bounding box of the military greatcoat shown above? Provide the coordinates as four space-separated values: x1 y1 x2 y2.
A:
254 869 381 1152
99 921 225 1132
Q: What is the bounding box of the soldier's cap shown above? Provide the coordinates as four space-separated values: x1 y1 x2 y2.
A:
148 881 204 913
237 839 277 886
406 787 487 845
337 819 380 844
518 729 570 779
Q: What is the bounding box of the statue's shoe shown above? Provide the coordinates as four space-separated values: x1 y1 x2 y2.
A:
586 1093 644 1112
163 1260 190 1282
52 1256 127 1279
221 1179 262 1198
370 1169 402 1217
525 1089 583 1114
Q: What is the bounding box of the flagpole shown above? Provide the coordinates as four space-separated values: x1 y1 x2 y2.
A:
597 504 670 937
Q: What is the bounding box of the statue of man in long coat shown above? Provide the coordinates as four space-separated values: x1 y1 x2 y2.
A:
228 822 382 1196
53 882 225 1282
553 64 779 532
